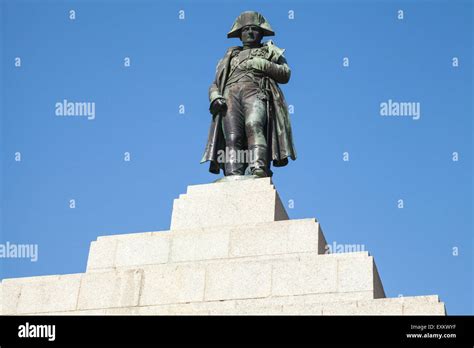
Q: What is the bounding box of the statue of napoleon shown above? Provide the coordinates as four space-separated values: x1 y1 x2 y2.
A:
201 11 296 178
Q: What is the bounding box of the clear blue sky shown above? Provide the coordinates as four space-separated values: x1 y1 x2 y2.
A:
1 0 472 314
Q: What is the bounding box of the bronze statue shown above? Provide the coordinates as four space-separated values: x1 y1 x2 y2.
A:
201 11 296 178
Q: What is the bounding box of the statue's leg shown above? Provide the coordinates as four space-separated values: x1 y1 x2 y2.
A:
221 85 246 176
243 85 268 176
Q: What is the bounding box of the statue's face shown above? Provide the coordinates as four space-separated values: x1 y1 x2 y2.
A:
240 25 263 45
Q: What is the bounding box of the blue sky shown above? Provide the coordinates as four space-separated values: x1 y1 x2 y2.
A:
1 0 472 314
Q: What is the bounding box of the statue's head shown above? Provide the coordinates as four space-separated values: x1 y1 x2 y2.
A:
240 25 263 46
227 11 275 43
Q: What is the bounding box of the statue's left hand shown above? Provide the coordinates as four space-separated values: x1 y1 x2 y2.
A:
243 57 269 72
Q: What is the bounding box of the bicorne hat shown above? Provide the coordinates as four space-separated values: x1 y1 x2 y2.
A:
227 11 275 38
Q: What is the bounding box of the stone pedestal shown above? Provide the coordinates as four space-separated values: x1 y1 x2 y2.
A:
0 178 446 315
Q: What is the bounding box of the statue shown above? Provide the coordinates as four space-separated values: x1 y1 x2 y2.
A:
201 11 296 178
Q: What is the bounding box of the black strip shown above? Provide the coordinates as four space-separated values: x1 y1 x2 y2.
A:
0 315 472 346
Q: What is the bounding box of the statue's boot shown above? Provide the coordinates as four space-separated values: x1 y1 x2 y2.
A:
225 162 246 176
249 145 269 177
252 168 267 177
224 145 246 176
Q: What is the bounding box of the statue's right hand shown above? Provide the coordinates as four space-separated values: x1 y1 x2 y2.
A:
210 98 227 116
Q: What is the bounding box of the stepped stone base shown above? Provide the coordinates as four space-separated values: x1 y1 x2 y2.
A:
0 178 446 315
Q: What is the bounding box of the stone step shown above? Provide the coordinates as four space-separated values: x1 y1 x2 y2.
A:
86 218 327 272
1 251 386 315
185 177 275 195
4 289 445 315
170 178 288 230
140 295 445 315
